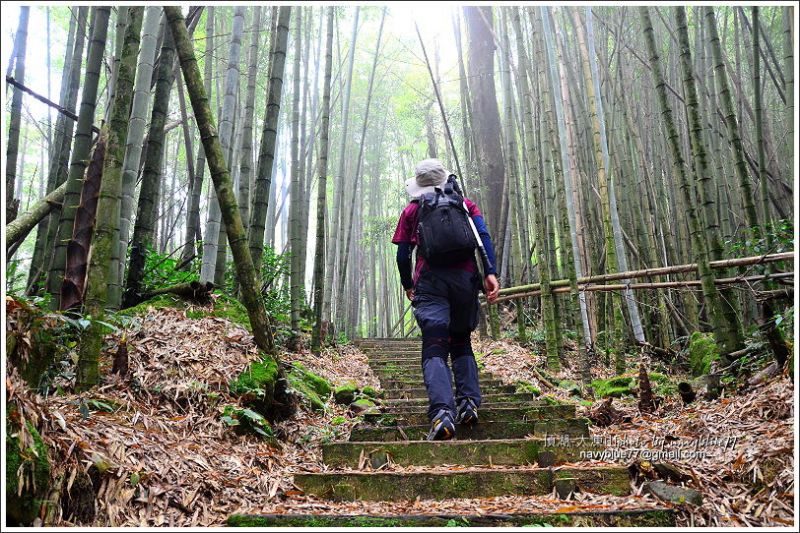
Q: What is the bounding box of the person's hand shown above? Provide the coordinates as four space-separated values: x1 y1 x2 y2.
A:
405 288 415 301
484 274 500 303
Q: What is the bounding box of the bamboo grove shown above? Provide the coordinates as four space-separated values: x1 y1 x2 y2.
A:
4 6 795 388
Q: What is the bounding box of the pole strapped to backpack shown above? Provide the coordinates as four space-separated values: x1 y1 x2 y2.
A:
447 174 492 277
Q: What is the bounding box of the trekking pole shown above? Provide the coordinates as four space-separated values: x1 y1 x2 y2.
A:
448 174 492 282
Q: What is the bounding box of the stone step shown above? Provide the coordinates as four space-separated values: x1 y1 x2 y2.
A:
382 401 568 414
380 378 506 389
373 367 490 377
366 405 577 425
384 385 517 400
360 348 422 354
371 366 491 376
349 418 590 442
382 392 538 406
375 368 497 387
357 345 421 351
355 338 421 343
323 438 600 468
294 465 631 501
369 358 428 366
227 508 676 527
364 352 424 357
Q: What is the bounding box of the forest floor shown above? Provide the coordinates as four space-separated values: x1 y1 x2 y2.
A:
6 298 794 527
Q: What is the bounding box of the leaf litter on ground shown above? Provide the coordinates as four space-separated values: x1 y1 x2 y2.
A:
7 308 794 527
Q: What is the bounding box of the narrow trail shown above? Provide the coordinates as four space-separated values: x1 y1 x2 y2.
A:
231 338 675 527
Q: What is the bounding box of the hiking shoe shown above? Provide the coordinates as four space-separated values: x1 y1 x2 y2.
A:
456 398 479 427
426 409 456 441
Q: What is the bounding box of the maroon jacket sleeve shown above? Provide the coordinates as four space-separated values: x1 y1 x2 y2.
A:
392 202 419 245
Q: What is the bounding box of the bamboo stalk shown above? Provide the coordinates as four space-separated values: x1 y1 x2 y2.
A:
6 181 67 253
487 271 793 305
496 252 793 297
5 75 100 134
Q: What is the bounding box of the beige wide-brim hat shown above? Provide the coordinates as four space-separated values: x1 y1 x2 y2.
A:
405 158 449 197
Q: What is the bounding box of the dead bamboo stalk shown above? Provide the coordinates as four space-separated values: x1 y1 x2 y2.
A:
496 251 793 297
487 271 793 306
5 75 101 133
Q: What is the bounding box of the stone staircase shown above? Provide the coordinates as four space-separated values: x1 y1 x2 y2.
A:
229 338 675 527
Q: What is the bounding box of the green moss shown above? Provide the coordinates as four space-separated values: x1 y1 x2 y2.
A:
225 510 674 527
179 296 252 328
349 398 380 416
381 362 400 374
227 515 406 527
515 380 542 397
6 411 51 526
540 395 563 406
286 369 327 412
118 294 184 316
230 356 279 402
372 414 397 426
185 309 208 320
290 362 331 397
227 515 270 527
7 304 74 389
474 352 486 371
211 295 251 329
360 386 382 399
591 376 635 398
520 514 571 527
688 331 719 376
334 383 358 405
648 372 678 396
331 416 348 426
558 379 583 397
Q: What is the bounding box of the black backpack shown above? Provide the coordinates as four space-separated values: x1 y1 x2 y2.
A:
414 182 477 266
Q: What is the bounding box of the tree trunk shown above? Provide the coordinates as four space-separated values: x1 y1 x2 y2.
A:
104 7 129 125
704 7 760 237
7 182 67 253
541 8 590 384
324 7 360 333
76 7 143 390
115 6 162 308
640 6 744 358
26 8 82 293
181 6 215 267
752 7 772 252
675 7 724 261
311 8 334 354
123 21 176 308
238 6 262 240
249 7 291 272
48 7 111 310
572 8 637 367
782 7 794 176
336 8 386 326
289 8 304 342
5 6 29 223
60 131 107 311
511 7 559 371
464 6 506 262
165 6 276 354
200 6 245 284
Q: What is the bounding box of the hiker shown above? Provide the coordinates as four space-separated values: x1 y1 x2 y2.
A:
392 159 500 441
